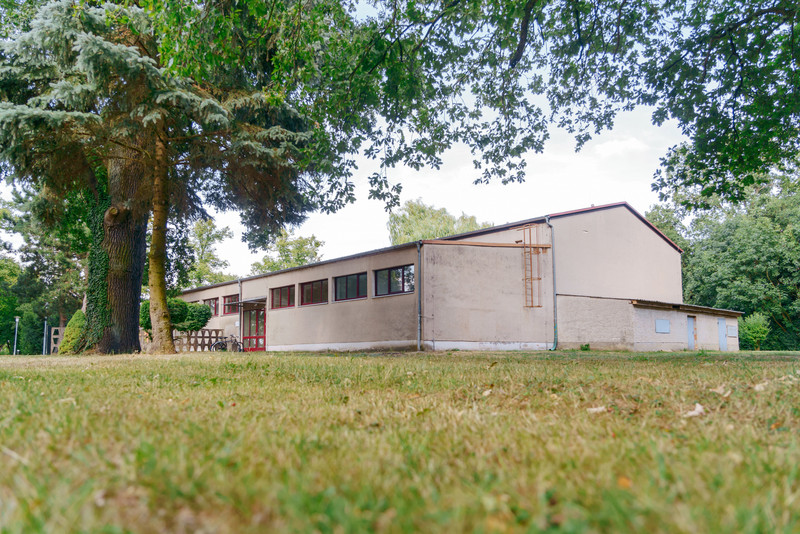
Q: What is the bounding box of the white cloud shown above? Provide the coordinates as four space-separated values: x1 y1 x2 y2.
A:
592 137 649 158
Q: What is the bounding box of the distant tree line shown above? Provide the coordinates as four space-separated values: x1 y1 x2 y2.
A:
647 174 800 350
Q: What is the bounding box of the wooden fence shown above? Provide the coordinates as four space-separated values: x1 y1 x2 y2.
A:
50 327 224 354
51 327 62 354
140 328 225 353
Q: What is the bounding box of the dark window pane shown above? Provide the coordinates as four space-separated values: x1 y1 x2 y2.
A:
389 268 402 293
301 280 327 304
347 275 357 298
358 273 367 297
335 274 365 301
404 265 415 292
335 278 346 300
376 270 389 295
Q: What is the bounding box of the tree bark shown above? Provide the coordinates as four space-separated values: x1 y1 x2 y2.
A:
98 204 147 353
147 131 176 353
87 145 149 354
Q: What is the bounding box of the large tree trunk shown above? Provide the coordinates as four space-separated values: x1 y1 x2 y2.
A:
83 145 149 354
147 132 176 353
98 204 148 353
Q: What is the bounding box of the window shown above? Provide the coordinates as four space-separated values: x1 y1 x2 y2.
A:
223 295 238 315
204 298 218 316
270 285 295 309
375 265 415 296
335 272 367 301
655 319 670 334
301 279 328 305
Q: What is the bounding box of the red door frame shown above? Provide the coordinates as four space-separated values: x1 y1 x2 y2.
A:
242 308 266 351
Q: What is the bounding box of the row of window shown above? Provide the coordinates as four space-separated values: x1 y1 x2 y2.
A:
202 295 238 316
270 265 414 309
200 265 415 315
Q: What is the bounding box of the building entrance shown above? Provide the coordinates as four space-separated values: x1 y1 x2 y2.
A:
242 308 265 351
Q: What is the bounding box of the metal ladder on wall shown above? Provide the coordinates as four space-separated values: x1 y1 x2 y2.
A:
517 224 550 308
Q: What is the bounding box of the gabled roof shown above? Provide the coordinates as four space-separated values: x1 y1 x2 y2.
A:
439 201 683 253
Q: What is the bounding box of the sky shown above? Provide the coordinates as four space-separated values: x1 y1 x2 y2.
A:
213 106 686 277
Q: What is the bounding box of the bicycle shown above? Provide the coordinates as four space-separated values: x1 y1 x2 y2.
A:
210 335 243 352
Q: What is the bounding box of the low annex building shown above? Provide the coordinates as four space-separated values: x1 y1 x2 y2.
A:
180 202 741 352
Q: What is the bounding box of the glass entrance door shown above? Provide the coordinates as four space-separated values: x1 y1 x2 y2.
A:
242 308 265 351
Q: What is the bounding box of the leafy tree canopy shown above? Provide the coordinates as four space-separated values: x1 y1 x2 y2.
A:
250 230 323 275
3 0 798 215
648 174 800 350
187 219 238 287
1 185 88 325
388 199 493 245
143 0 800 209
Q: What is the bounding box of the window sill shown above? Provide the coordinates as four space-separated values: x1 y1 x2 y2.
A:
334 296 368 303
373 291 415 299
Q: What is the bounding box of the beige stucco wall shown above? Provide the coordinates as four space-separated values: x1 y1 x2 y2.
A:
694 314 740 351
631 307 689 351
259 247 419 350
633 307 740 352
556 296 741 352
422 243 554 350
557 295 635 350
451 206 682 303
549 207 682 302
181 246 420 351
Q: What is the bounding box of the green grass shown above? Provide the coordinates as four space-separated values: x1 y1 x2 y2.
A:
0 350 798 533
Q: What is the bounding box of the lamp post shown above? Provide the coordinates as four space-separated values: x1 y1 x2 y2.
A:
13 316 20 355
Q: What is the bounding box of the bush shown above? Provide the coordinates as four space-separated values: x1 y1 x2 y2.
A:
177 302 212 332
59 310 86 354
17 310 42 355
140 299 211 333
739 312 771 351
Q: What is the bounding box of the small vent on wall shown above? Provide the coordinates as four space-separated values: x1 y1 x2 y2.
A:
516 224 551 308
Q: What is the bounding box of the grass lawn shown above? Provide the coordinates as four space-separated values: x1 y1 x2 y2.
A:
0 350 798 533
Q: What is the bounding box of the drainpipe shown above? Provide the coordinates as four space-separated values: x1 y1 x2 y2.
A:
545 216 558 350
417 241 422 351
238 278 242 344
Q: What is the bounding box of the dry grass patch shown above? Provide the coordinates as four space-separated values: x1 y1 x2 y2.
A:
0 350 798 532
